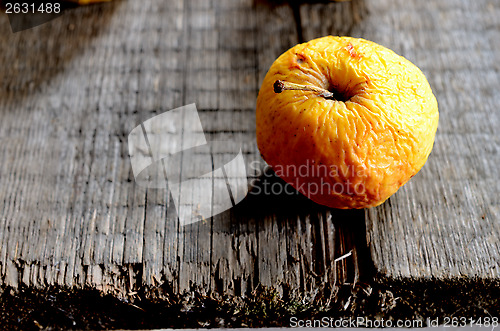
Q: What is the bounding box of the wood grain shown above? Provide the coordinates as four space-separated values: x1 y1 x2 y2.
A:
0 0 367 297
0 0 498 299
359 0 500 279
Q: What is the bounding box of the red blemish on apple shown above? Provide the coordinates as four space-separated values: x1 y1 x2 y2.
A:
345 42 360 59
363 73 370 84
289 53 307 69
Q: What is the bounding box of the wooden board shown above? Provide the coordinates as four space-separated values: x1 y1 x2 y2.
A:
0 0 498 299
0 0 369 297
359 0 500 279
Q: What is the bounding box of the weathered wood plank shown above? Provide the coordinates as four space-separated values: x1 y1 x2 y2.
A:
360 0 500 279
208 0 259 296
5 0 359 297
1 0 497 299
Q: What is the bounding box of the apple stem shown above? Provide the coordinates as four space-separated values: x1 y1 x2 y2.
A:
273 80 334 99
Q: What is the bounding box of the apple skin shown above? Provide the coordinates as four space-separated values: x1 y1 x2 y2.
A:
256 36 438 209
